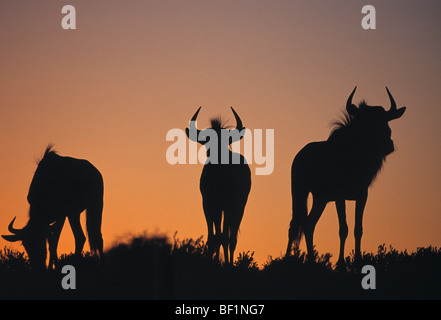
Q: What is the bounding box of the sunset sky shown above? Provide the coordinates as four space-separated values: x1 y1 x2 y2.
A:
1 1 440 266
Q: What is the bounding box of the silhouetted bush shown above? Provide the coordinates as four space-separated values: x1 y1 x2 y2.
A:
0 237 440 299
0 246 29 272
235 251 259 272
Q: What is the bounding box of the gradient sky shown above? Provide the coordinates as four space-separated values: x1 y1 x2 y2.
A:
1 1 440 266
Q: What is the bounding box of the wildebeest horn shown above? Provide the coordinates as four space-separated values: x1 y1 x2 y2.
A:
228 107 246 144
385 87 406 121
346 86 358 115
230 107 244 131
190 106 202 122
1 217 24 242
385 87 397 112
8 217 23 234
186 107 202 142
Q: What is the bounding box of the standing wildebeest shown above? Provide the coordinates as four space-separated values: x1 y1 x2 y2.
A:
286 87 406 266
2 146 104 269
186 107 251 264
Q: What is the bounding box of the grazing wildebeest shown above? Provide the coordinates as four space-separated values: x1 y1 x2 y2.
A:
2 146 104 269
286 87 406 266
186 107 251 264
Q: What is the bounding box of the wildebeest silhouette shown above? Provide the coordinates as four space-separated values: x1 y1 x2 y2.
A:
2 146 104 269
186 107 251 264
286 87 406 266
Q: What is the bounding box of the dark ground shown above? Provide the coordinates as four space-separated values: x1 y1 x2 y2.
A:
0 235 440 300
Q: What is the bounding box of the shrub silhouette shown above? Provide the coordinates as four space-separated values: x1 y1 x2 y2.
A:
0 246 29 272
0 236 440 299
235 251 259 272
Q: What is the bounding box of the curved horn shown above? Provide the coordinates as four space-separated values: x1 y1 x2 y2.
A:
385 87 397 112
228 107 246 144
186 107 202 142
346 86 357 111
385 87 406 121
7 217 23 234
190 106 202 122
230 107 244 131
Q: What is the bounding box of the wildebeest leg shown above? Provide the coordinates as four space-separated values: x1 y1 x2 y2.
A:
221 213 230 265
354 192 368 262
212 210 222 261
203 201 222 261
226 207 245 265
48 217 66 269
335 200 348 268
304 197 327 262
68 213 86 256
86 202 104 256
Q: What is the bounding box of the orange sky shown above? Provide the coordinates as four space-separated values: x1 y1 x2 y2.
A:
1 1 440 266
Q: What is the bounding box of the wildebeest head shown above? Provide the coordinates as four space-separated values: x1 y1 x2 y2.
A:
186 106 245 143
2 217 48 270
332 87 406 156
186 107 246 163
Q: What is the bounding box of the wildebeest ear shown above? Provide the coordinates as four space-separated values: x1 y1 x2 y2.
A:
1 234 22 242
388 106 406 121
228 127 246 145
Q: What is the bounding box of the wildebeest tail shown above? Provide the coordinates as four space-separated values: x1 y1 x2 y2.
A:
286 164 309 256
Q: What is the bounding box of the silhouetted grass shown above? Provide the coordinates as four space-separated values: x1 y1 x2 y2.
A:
0 237 440 299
